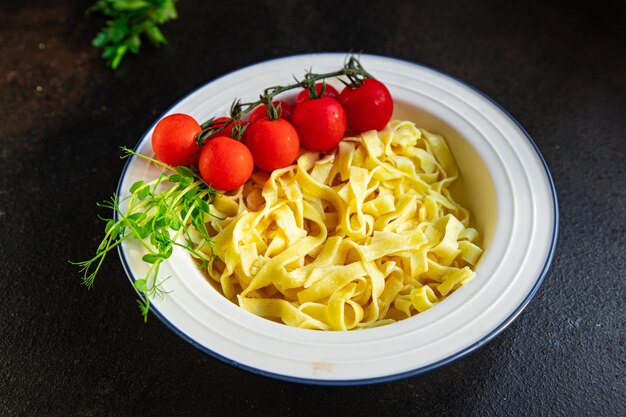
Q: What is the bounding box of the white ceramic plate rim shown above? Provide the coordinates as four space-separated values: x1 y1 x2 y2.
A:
116 53 558 385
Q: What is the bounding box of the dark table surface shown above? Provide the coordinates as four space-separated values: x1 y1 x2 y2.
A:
1 1 625 416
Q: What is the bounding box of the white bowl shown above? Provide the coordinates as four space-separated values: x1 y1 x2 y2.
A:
117 53 558 385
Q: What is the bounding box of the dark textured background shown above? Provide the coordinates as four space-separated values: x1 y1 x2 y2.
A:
1 0 625 416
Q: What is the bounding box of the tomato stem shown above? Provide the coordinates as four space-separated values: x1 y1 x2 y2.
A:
308 80 326 100
194 55 373 146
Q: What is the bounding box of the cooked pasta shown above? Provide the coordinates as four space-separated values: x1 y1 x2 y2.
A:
195 120 483 330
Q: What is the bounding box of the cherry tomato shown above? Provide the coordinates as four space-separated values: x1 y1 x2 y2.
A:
244 119 300 172
294 83 339 105
198 137 254 191
248 100 293 125
338 78 393 133
208 117 249 141
291 97 346 152
151 113 202 166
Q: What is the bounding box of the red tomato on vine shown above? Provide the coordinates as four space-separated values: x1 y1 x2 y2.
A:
338 78 393 133
244 118 300 172
151 113 202 166
198 137 254 190
291 97 346 152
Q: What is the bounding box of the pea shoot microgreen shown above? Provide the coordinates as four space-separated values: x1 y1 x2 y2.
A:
72 147 217 321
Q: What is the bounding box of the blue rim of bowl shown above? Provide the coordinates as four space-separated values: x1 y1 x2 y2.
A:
115 53 559 386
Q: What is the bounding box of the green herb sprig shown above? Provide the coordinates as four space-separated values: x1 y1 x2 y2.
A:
89 0 179 69
72 147 217 321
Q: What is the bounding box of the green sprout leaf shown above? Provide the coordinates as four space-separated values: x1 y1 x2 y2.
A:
129 180 145 193
195 198 211 214
177 166 195 178
134 278 147 292
136 186 150 200
183 186 199 200
142 253 166 264
179 176 193 188
169 218 182 230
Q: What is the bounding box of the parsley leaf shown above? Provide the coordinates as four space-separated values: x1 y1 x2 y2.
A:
88 0 179 69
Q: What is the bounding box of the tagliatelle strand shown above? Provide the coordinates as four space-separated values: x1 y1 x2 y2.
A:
196 121 483 330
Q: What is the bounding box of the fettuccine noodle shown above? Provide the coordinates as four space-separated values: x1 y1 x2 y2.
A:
195 120 483 330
